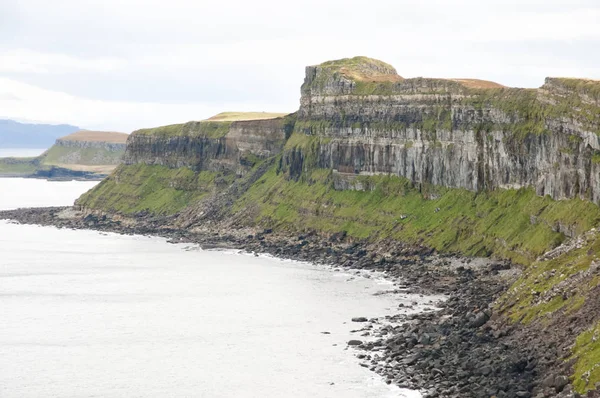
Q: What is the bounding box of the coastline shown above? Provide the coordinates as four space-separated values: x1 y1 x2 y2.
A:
0 170 107 181
0 206 543 397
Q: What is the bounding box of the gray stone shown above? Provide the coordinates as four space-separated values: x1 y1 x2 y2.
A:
347 340 363 346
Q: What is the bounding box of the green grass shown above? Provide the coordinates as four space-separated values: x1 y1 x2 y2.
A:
134 121 232 138
77 164 234 215
0 157 37 174
232 165 600 263
551 78 600 101
497 231 600 324
572 322 600 393
317 56 397 73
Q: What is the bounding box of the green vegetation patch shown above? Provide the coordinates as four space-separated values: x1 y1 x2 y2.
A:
317 56 399 77
77 164 233 215
134 121 232 138
572 321 600 393
0 157 37 174
552 78 600 102
499 232 600 324
463 84 600 137
232 164 600 263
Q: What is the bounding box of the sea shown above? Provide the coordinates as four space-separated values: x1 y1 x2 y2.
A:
0 149 423 398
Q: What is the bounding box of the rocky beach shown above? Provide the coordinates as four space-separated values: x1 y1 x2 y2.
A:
0 205 583 398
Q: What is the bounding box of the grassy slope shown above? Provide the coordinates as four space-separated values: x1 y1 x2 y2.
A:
77 164 234 215
134 112 290 138
232 165 600 264
0 157 37 174
134 121 232 138
498 229 600 393
572 320 600 392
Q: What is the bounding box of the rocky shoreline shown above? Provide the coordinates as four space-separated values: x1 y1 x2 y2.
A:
0 167 107 181
0 206 579 398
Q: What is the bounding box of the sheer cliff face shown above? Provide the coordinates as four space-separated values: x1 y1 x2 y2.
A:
116 57 600 204
123 118 290 176
45 138 126 166
292 59 600 202
55 138 126 152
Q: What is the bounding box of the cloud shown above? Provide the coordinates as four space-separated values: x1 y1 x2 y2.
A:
0 93 21 101
0 77 291 132
1 0 599 130
0 50 125 74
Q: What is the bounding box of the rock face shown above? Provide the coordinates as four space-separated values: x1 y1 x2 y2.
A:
123 118 292 176
55 138 126 153
52 138 127 165
46 130 129 167
286 57 600 202
88 56 600 205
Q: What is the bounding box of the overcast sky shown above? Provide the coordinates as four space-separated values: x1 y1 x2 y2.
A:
1 0 599 132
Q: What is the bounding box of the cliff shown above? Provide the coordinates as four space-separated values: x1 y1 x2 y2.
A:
292 58 600 202
0 130 128 179
123 116 291 175
78 113 293 214
76 57 600 394
77 57 600 252
44 130 128 169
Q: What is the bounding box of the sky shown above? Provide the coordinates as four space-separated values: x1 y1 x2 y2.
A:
1 0 599 132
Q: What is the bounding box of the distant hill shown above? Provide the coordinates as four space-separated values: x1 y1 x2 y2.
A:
0 130 128 180
0 119 80 149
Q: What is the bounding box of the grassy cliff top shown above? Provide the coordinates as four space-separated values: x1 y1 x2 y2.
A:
316 56 404 83
313 57 507 89
544 77 600 100
446 78 505 89
549 77 600 85
59 130 129 144
307 57 511 94
205 112 289 122
134 112 289 138
134 121 231 138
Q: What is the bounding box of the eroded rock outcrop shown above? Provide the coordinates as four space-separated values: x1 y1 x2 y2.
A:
124 117 292 176
287 57 600 202
51 131 128 166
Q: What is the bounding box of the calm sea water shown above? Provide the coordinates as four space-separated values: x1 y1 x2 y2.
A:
0 178 423 398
